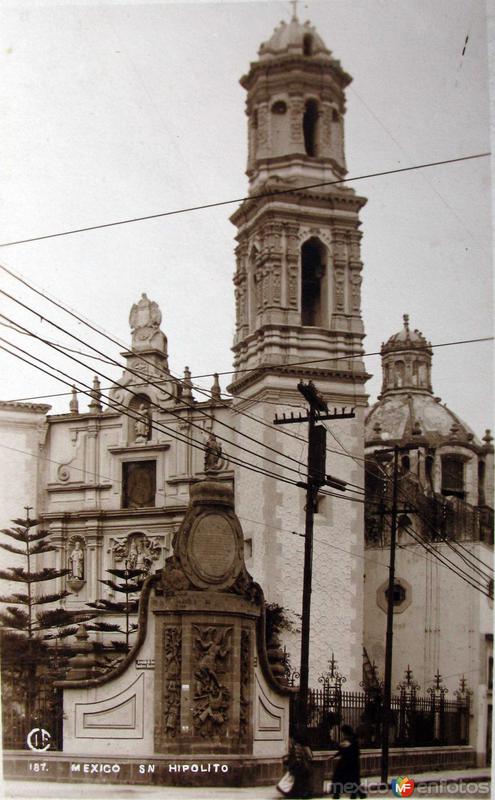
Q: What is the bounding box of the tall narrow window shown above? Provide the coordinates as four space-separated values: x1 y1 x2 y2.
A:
301 238 326 326
441 456 465 499
478 459 486 506
303 99 319 157
303 34 313 56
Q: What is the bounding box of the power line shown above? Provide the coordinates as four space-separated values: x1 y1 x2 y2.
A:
188 336 494 379
0 153 489 248
0 331 365 505
0 274 337 482
402 523 491 598
0 299 316 484
0 439 381 568
363 450 494 582
239 515 389 569
0 337 301 490
2 262 492 383
1 262 492 490
384 457 494 579
397 484 494 580
1 261 492 502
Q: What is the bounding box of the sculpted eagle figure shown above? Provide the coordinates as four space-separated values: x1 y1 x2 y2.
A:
129 292 162 332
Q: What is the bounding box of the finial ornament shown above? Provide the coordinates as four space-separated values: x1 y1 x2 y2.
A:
182 367 194 402
290 0 299 21
88 376 102 413
69 385 79 415
483 429 493 445
211 373 221 402
403 313 410 330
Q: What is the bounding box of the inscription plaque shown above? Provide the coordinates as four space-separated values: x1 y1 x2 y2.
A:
189 514 236 582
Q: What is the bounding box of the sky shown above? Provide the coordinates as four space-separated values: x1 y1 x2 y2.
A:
0 0 492 437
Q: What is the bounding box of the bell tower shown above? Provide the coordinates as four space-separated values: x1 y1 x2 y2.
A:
229 9 367 388
229 11 368 688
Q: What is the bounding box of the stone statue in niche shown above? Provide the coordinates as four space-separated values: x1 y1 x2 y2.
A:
68 540 85 579
192 626 231 737
204 432 223 472
128 536 153 573
134 404 151 443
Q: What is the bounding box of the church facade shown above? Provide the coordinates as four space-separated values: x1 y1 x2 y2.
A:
0 14 368 689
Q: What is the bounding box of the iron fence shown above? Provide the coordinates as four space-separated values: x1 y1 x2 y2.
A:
1 666 64 751
293 687 470 751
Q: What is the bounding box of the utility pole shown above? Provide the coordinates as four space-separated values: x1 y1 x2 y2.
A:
374 442 419 786
274 381 355 733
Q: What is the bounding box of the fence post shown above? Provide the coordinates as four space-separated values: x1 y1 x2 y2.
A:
428 670 448 744
397 665 420 745
454 675 473 745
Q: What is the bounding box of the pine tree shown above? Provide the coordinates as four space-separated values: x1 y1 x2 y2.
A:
0 511 94 736
87 566 145 658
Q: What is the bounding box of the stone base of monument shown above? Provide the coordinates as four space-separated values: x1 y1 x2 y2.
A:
50 479 294 788
2 751 288 787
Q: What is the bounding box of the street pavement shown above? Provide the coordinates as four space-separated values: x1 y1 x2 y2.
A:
0 769 492 800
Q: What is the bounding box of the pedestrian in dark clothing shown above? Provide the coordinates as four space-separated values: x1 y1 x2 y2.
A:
277 733 313 799
330 725 366 799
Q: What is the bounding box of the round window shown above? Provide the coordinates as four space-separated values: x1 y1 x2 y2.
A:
271 100 287 115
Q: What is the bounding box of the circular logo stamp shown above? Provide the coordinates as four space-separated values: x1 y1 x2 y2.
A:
27 728 51 751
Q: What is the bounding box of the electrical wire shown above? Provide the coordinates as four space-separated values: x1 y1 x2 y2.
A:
392 477 494 579
0 298 317 484
361 445 494 582
0 153 489 249
0 337 300 489
2 260 492 498
402 523 491 598
0 440 384 569
0 334 367 505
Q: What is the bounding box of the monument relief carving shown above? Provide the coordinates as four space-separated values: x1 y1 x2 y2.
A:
239 629 251 740
162 626 182 738
192 626 232 737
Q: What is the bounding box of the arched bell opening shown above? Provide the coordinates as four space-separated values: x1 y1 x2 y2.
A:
301 237 327 326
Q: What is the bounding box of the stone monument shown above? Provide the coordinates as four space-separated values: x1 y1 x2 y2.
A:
57 477 292 786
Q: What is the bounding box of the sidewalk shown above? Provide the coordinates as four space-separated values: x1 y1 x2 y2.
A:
1 767 491 800
363 766 492 788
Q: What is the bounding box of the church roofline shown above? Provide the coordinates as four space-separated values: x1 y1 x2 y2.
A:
0 400 51 413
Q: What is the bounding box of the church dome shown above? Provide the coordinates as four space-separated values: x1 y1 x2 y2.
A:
366 392 480 449
366 315 482 451
258 15 331 60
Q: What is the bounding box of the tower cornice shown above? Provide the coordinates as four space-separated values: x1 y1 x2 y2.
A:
230 187 367 229
228 364 370 398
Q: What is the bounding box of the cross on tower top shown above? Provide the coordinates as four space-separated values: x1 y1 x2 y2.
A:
290 0 299 21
